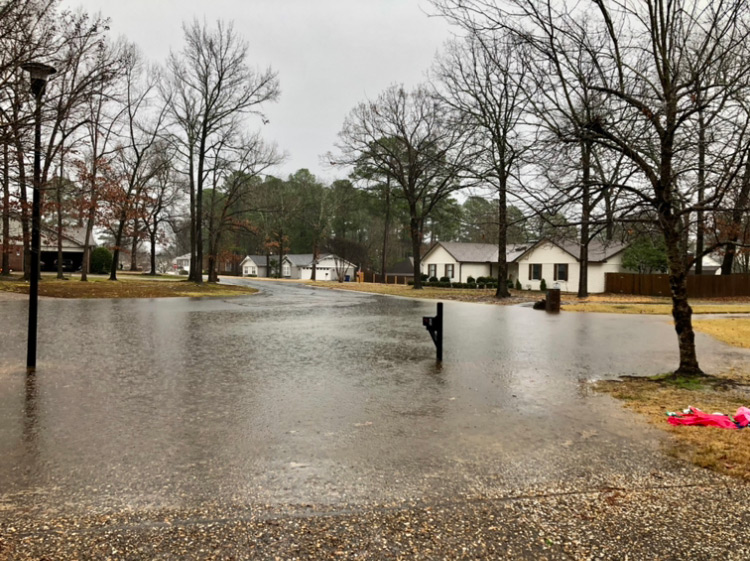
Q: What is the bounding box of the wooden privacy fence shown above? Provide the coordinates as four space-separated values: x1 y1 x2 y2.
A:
605 272 750 298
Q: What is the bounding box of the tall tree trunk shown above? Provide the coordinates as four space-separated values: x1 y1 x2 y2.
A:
194 132 207 285
1 139 10 276
81 158 98 282
381 178 391 277
664 223 702 375
657 126 703 375
577 140 592 298
130 218 139 271
495 172 510 298
720 151 750 275
695 91 706 274
15 138 30 280
187 151 197 282
149 226 157 276
410 212 423 289
56 150 65 279
109 208 128 281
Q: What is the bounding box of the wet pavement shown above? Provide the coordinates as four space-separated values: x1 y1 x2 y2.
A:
1 280 750 559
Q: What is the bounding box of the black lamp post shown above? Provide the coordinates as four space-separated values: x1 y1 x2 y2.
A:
22 62 56 374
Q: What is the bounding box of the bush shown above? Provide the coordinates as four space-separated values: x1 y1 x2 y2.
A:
90 247 113 274
506 279 514 288
408 280 415 286
515 279 522 290
178 268 188 275
451 282 463 289
439 276 451 282
540 278 547 291
420 273 428 281
467 275 475 283
467 282 477 289
429 276 438 282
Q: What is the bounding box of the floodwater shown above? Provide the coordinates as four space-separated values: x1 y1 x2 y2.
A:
1 281 747 515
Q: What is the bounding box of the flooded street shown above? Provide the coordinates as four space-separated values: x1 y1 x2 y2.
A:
2 281 750 558
2 281 746 514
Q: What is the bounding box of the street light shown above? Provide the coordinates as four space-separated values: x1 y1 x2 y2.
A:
22 62 56 374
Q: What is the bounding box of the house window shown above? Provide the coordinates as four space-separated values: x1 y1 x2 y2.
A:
282 263 291 277
444 264 454 279
554 263 568 282
528 263 542 280
226 262 233 272
244 266 250 275
250 266 256 275
427 264 437 278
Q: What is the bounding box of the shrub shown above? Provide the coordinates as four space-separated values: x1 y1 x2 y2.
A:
178 268 188 276
467 275 475 283
506 279 513 288
439 276 451 282
467 282 477 289
420 273 428 281
540 278 547 291
429 276 438 282
515 279 522 290
452 282 463 289
408 280 415 286
90 247 113 274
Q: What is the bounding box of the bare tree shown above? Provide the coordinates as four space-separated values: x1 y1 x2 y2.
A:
434 33 531 297
204 132 281 282
106 45 170 280
164 19 279 283
336 85 474 289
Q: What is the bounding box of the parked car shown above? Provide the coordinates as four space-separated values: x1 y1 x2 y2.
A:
54 258 75 272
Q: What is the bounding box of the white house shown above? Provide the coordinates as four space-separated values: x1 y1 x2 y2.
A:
240 253 356 281
515 240 629 293
239 255 271 277
420 242 528 284
172 252 191 272
420 239 629 293
282 253 356 281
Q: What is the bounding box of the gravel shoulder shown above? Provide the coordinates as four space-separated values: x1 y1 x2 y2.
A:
4 481 749 560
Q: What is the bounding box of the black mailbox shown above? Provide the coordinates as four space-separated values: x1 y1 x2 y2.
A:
422 302 443 361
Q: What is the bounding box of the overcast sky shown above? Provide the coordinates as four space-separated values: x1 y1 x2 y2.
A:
62 0 455 183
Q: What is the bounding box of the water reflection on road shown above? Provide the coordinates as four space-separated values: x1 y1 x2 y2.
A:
1 281 746 513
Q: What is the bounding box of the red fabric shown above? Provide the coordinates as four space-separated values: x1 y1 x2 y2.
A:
667 407 738 430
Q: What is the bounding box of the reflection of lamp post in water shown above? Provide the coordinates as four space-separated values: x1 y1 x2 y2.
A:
22 62 56 374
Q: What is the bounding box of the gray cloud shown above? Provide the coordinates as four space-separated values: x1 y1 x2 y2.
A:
63 0 453 181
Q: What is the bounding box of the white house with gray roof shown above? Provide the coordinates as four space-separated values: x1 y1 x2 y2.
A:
239 255 271 277
281 253 356 281
240 253 356 281
421 239 629 293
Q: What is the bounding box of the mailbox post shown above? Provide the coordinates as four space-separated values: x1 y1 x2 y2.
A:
422 302 443 361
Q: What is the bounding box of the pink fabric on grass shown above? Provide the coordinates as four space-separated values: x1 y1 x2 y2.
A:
735 407 750 428
667 407 739 430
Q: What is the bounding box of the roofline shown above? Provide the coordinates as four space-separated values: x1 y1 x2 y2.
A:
512 238 630 263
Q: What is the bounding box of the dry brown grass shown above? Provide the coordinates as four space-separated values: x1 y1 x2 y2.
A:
596 371 750 480
305 281 539 305
564 303 750 314
0 275 257 299
693 318 750 349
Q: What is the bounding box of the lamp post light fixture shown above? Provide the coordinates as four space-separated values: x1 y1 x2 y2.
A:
22 62 56 374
